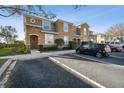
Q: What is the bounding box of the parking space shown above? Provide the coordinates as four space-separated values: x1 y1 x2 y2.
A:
5 57 93 88
74 53 124 66
3 50 124 88
109 52 124 57
50 54 124 87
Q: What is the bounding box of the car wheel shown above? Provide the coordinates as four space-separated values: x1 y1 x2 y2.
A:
112 48 117 52
96 52 103 58
76 50 81 54
105 53 110 57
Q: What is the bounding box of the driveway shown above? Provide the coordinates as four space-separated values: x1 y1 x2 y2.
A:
6 57 93 88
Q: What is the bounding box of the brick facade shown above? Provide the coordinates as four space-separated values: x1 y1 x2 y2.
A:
23 15 91 49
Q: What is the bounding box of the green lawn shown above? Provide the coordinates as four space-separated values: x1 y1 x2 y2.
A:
0 48 13 56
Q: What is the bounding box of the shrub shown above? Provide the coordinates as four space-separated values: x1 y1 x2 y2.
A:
38 45 57 51
0 43 6 49
12 41 30 54
38 45 43 51
62 46 70 50
54 38 64 48
69 41 77 49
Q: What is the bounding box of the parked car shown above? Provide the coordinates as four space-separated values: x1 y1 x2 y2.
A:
76 42 111 58
109 41 124 49
109 45 123 52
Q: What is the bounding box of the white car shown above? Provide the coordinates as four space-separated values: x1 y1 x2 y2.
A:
109 41 124 49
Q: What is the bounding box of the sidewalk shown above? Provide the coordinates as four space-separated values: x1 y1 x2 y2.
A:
0 50 75 60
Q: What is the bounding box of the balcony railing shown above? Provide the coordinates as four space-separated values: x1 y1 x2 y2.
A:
74 30 81 35
41 27 57 33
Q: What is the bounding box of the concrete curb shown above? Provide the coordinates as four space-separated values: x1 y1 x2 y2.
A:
0 58 13 78
0 57 17 88
49 57 106 88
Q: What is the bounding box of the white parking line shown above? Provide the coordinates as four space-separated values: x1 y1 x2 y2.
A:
72 54 124 69
49 57 106 88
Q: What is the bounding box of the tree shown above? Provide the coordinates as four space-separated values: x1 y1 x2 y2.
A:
0 26 18 44
106 23 124 42
0 5 85 18
54 38 64 48
0 5 56 19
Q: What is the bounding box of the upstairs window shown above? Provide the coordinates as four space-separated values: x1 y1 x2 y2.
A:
63 23 68 32
84 28 87 35
43 20 51 31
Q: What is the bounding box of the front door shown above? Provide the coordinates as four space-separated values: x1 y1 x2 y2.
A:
30 35 38 49
77 39 81 47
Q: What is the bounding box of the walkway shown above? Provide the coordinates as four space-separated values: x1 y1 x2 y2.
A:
0 50 75 60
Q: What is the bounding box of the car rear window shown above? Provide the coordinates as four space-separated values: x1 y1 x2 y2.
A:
110 42 114 44
115 42 120 44
97 44 105 48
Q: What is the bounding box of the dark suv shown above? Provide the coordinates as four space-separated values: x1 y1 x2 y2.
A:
76 42 111 58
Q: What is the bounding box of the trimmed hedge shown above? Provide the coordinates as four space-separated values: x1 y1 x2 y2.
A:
38 45 57 51
0 41 30 55
54 38 64 47
38 45 43 51
0 43 16 48
12 42 30 54
69 41 77 49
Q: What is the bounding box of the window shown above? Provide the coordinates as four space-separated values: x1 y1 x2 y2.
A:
110 42 114 44
91 44 98 49
30 19 36 23
74 28 80 35
64 36 68 45
43 20 51 31
115 42 120 44
84 28 87 35
45 34 54 45
81 44 90 49
63 23 68 32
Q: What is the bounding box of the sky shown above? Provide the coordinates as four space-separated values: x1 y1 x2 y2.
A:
0 5 124 40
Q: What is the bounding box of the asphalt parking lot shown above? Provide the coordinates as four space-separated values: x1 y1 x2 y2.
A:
50 53 124 88
110 51 124 57
74 52 124 66
5 57 93 88
3 51 124 88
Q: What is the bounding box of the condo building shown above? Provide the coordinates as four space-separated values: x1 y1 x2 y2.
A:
23 15 92 49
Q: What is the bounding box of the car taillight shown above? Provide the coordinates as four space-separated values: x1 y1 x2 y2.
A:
105 45 110 48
